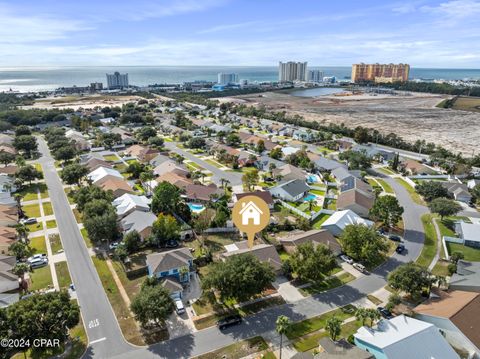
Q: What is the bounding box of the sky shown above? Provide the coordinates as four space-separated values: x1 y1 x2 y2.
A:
1 0 480 68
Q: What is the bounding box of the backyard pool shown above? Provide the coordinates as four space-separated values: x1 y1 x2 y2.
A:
307 174 318 183
303 193 317 202
188 203 206 213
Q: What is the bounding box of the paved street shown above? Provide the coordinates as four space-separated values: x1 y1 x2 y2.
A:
36 137 134 358
164 142 242 186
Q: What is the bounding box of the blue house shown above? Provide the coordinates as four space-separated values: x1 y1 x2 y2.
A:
146 248 194 283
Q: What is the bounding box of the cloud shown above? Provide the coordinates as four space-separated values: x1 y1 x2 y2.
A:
421 0 480 18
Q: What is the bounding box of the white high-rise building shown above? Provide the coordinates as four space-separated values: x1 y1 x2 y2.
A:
278 61 308 82
308 70 324 83
217 73 239 85
106 72 129 89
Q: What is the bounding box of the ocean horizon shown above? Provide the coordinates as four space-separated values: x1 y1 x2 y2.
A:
1 65 480 92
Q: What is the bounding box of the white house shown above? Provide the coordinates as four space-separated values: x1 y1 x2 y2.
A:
87 166 123 184
239 201 263 225
321 209 374 237
112 193 151 218
269 179 310 202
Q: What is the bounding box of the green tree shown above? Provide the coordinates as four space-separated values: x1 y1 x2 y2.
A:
354 127 369 144
369 195 404 228
355 308 369 326
16 164 43 185
256 139 266 153
388 262 433 297
130 283 174 327
152 213 180 247
472 184 480 205
326 316 342 341
242 168 259 191
14 125 32 137
53 144 77 163
289 242 337 283
225 133 241 146
60 163 88 185
0 151 15 166
187 137 206 149
83 199 119 243
450 251 464 264
339 224 388 266
365 308 381 327
338 150 372 170
270 147 282 160
72 185 114 212
126 161 146 179
151 182 183 214
416 181 449 202
202 254 275 303
9 241 32 260
123 230 141 253
137 126 157 142
428 197 462 220
148 136 164 148
276 315 291 359
13 135 38 158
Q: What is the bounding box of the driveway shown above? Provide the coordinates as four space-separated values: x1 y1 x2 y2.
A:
273 276 304 303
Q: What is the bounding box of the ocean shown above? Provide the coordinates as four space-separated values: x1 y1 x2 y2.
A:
1 66 480 93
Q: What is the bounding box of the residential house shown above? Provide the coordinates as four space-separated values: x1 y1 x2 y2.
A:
234 190 274 209
99 117 115 125
293 130 315 142
352 144 395 163
401 159 437 175
0 134 13 146
0 226 16 255
255 155 285 172
291 338 373 359
279 229 342 255
337 177 375 218
0 145 16 155
354 315 459 359
111 127 135 145
415 290 480 357
0 175 16 193
146 248 194 283
455 221 480 248
238 132 278 151
336 137 356 151
442 182 473 203
161 278 183 299
209 124 232 133
313 157 346 172
125 144 159 163
269 179 310 202
153 161 189 178
321 209 374 237
149 154 171 168
273 164 306 183
331 167 361 184
87 166 123 184
184 184 221 203
112 193 150 218
0 209 17 226
65 129 90 151
450 261 480 292
0 165 18 176
84 157 113 172
467 179 480 190
98 178 134 198
156 172 193 189
282 146 300 157
120 210 157 240
0 255 19 307
222 241 282 272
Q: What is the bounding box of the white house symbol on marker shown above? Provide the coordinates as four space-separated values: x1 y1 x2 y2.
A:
239 201 263 226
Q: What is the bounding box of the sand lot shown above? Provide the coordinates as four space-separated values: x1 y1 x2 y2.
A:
228 91 480 155
22 94 143 110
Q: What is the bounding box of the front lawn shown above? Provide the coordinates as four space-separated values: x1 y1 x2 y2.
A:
376 178 394 194
23 203 41 218
193 336 268 359
416 214 437 268
26 222 43 233
42 202 54 216
104 154 120 162
204 159 224 168
55 261 72 289
81 228 92 248
73 209 82 223
446 242 480 262
46 219 57 229
395 178 425 205
29 236 46 254
299 272 355 297
49 234 63 253
29 265 53 291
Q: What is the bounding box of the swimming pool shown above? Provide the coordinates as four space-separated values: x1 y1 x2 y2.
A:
188 203 206 213
307 175 318 183
303 193 317 202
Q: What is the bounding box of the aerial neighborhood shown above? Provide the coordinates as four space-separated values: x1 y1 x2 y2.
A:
0 91 480 359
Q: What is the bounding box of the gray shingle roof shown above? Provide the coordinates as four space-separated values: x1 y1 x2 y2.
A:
276 179 310 197
147 248 193 274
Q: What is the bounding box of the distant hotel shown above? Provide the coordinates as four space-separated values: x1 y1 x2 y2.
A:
217 73 239 85
351 63 410 83
308 69 324 83
106 72 129 89
279 61 308 82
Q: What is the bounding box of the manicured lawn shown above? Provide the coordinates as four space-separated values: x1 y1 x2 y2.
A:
49 233 63 253
73 208 82 223
446 242 480 262
324 198 337 210
125 159 139 165
437 218 458 238
299 272 355 297
23 203 41 217
367 294 383 305
26 221 43 233
312 213 332 229
194 336 268 359
81 228 92 248
111 260 145 301
38 183 49 199
310 189 326 196
29 265 53 291
42 201 54 216
416 214 437 268
46 219 57 229
377 167 396 176
114 163 127 173
376 178 394 194
395 178 425 205
55 261 72 289
34 163 43 174
186 161 202 170
204 158 224 168
286 304 356 340
104 154 120 162
18 184 39 201
432 260 450 276
29 236 46 254
92 255 146 346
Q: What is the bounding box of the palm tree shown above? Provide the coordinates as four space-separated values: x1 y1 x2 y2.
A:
15 223 29 242
326 316 342 341
366 308 381 327
355 308 369 326
15 156 26 167
179 265 190 282
276 315 291 359
139 171 154 196
308 198 315 212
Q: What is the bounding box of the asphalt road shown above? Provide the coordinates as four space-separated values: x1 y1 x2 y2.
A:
110 172 429 358
164 142 243 186
36 137 134 358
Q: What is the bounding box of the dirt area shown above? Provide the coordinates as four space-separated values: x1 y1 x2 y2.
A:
22 94 142 110
228 91 480 155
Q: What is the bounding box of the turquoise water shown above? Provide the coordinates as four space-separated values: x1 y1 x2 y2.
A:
307 175 319 182
188 203 205 212
1 66 479 92
304 193 317 202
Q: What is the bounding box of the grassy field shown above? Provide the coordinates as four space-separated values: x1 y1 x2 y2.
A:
299 272 355 297
395 178 425 205
446 242 480 262
23 203 41 217
49 233 63 253
30 265 53 291
73 208 82 223
448 96 480 113
104 154 120 162
204 158 225 168
193 336 268 359
18 183 48 201
30 236 46 254
367 294 383 305
416 214 437 268
26 221 43 232
312 213 332 229
46 219 57 229
55 261 72 289
376 167 396 176
81 228 92 248
42 202 54 216
376 178 394 194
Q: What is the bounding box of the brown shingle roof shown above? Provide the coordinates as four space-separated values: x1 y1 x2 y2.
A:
235 190 274 205
222 241 282 271
184 184 220 202
98 178 133 194
337 190 374 211
279 229 342 254
0 165 17 175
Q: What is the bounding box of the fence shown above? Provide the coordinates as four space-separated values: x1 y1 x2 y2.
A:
278 200 310 219
442 236 464 261
204 227 238 234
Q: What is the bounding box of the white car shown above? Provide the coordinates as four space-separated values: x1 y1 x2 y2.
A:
21 218 37 225
353 263 366 273
109 242 119 250
340 254 354 264
175 299 185 315
27 253 47 263
30 257 48 268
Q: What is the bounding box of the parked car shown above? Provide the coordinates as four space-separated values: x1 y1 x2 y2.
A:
165 240 179 248
377 306 393 319
30 257 48 268
27 253 47 263
21 217 37 225
175 299 185 315
353 263 366 273
396 244 405 254
217 315 242 330
109 242 119 250
388 235 402 242
340 254 354 264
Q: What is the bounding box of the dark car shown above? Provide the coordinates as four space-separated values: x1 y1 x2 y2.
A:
165 240 179 248
396 244 405 254
388 235 402 242
217 315 242 330
377 306 393 319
